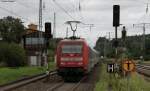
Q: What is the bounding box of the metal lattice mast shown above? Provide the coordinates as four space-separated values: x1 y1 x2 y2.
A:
66 27 68 38
53 12 56 38
142 24 146 60
133 23 149 61
133 4 150 61
38 0 43 66
39 0 42 32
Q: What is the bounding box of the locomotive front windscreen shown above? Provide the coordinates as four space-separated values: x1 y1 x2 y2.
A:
62 44 82 54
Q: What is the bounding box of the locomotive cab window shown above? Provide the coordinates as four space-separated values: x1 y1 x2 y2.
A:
61 44 83 54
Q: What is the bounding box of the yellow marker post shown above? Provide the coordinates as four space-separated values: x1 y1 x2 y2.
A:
122 59 135 91
123 60 135 72
122 59 135 77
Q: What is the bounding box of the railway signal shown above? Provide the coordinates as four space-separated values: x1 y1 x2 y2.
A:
122 60 135 72
107 64 114 73
112 5 121 76
113 5 120 48
122 26 126 41
113 5 120 27
45 22 53 38
45 22 53 46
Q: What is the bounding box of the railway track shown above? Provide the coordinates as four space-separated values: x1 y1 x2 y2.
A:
46 76 87 91
0 70 57 91
2 64 101 91
136 64 150 77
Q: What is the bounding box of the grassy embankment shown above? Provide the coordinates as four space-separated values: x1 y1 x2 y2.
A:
95 64 150 91
0 62 55 85
141 61 150 65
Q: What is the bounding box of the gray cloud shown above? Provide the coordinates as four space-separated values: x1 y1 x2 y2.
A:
0 0 150 47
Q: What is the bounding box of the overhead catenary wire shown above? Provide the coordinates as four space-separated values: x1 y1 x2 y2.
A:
48 1 71 26
15 0 53 28
15 1 38 11
60 0 77 14
53 0 87 25
0 0 87 30
69 0 77 10
17 1 88 27
53 0 76 21
49 0 87 27
0 0 37 23
53 0 84 21
16 0 53 24
68 0 83 20
0 6 29 22
53 0 86 25
44 3 53 22
18 1 41 24
1 0 38 10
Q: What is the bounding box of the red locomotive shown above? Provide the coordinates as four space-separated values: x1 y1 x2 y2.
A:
55 38 99 81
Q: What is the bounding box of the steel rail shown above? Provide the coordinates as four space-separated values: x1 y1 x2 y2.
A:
47 76 87 91
0 70 57 91
136 64 150 77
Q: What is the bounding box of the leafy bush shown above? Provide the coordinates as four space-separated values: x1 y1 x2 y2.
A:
0 42 27 67
0 16 25 43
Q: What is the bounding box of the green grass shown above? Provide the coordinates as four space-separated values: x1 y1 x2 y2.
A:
94 64 110 91
127 73 150 91
48 61 56 71
141 61 150 65
95 64 150 91
0 61 55 85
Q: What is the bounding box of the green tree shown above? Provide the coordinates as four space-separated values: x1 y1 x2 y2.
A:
0 16 25 43
94 34 150 60
0 42 27 67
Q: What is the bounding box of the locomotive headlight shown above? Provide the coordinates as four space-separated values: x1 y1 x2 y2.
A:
61 57 83 61
60 62 65 65
78 62 83 65
73 57 83 61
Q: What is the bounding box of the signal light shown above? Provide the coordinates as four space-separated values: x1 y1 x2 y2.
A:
45 22 53 38
113 5 120 27
45 22 53 47
122 26 126 40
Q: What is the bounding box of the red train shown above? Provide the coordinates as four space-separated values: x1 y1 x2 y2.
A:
55 38 99 80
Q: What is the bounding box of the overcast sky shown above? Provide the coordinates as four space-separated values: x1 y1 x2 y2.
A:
0 0 150 47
